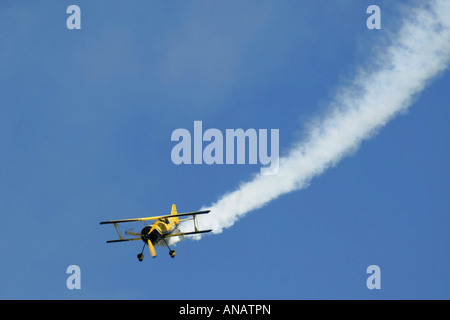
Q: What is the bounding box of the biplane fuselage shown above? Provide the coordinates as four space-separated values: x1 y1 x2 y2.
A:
100 204 212 261
140 216 179 246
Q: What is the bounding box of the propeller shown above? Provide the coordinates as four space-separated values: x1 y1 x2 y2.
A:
125 231 143 237
147 239 156 258
125 221 161 258
145 222 159 258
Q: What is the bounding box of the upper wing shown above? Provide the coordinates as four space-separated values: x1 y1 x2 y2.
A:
99 210 211 225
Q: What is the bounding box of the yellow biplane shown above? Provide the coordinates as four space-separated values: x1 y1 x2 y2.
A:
100 204 212 261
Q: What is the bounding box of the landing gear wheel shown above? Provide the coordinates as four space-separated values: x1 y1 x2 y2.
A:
137 253 144 262
169 250 176 258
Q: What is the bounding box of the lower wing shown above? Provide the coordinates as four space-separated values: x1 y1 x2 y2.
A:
164 229 212 238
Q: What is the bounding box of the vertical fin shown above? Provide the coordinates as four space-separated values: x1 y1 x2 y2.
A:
171 204 180 225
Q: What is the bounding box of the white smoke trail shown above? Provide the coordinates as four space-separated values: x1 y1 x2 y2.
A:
176 0 450 240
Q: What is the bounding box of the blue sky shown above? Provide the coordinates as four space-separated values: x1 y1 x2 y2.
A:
0 0 449 299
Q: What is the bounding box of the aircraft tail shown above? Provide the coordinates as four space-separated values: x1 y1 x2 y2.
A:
171 204 180 225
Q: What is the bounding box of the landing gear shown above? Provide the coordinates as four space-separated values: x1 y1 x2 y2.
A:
137 243 146 262
162 237 176 259
136 238 176 261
